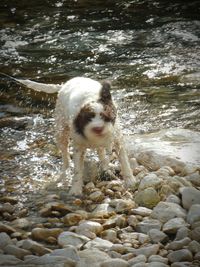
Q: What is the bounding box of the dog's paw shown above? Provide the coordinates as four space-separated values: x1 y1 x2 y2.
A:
100 169 117 181
124 175 137 191
68 187 83 198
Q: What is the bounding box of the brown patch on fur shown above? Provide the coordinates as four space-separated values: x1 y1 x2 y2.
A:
74 104 95 137
99 81 112 104
101 104 116 124
99 81 117 124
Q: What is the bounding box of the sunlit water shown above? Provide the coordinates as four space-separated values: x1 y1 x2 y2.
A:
0 0 199 194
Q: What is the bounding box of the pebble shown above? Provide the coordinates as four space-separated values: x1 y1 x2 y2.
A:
0 232 12 249
63 212 83 226
167 249 193 263
100 258 129 267
76 220 103 235
163 217 188 234
186 204 200 224
148 229 169 244
58 231 90 248
151 201 186 223
1 151 200 267
135 219 162 234
31 227 63 242
135 187 160 208
4 244 32 260
180 187 200 210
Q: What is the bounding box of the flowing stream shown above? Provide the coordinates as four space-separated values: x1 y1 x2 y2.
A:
0 0 199 196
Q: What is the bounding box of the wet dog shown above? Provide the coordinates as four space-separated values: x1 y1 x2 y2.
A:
54 77 136 196
2 74 136 196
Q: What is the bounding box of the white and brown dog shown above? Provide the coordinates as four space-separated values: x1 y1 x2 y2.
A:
3 74 136 196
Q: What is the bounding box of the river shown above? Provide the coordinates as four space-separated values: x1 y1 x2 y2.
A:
0 0 200 194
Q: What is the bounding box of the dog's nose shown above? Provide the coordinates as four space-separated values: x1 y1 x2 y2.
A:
92 126 104 135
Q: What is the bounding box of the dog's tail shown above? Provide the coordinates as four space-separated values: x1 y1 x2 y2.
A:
0 72 62 93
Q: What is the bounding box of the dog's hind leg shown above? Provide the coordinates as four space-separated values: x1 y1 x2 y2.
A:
54 102 70 175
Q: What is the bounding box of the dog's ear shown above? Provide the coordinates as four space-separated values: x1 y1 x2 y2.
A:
100 81 112 103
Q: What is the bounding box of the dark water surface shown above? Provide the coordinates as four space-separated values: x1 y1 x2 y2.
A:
0 0 200 193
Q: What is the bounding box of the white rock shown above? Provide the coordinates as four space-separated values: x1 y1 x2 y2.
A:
131 207 152 216
128 254 147 265
151 201 186 223
180 187 200 210
167 249 193 263
84 237 113 250
135 219 162 234
163 218 188 234
0 254 22 265
165 194 181 204
187 204 200 224
148 229 168 244
77 248 110 267
76 220 103 235
139 173 162 190
0 232 12 249
50 246 80 261
100 258 129 267
127 244 159 258
58 231 90 248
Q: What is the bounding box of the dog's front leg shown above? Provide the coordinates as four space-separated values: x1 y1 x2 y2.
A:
97 147 116 180
115 136 137 190
68 146 85 196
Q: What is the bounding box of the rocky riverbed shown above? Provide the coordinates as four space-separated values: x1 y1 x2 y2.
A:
0 133 200 267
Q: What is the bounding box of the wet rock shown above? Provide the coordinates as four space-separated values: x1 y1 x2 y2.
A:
0 254 22 265
110 199 135 213
89 190 104 202
50 246 80 261
0 232 12 249
63 212 83 226
91 203 115 218
101 229 118 243
136 150 186 173
21 239 52 256
0 196 18 204
135 219 162 234
135 187 160 208
0 116 32 129
186 204 200 224
138 173 162 190
0 202 15 214
148 229 169 244
84 237 113 250
151 201 186 223
58 231 90 248
167 249 193 263
10 218 30 230
4 244 32 260
186 172 200 186
180 187 200 210
163 218 188 234
31 227 63 242
77 248 110 267
0 223 16 234
100 258 129 267
127 215 138 227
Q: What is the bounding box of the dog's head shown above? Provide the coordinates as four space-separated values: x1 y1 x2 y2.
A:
73 81 117 143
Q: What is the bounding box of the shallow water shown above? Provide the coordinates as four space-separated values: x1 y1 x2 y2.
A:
0 0 200 194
